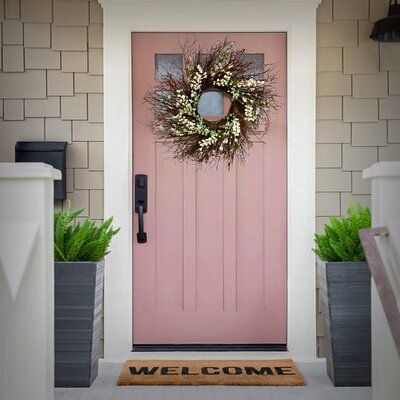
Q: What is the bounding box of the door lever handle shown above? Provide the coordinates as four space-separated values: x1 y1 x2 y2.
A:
137 205 147 244
135 174 148 244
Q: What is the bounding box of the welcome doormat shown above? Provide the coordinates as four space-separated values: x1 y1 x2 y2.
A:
118 359 305 386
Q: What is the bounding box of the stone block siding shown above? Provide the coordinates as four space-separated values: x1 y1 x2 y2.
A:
316 0 400 356
0 0 104 351
0 0 104 224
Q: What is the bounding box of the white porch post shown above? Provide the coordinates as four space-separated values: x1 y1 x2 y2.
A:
363 162 400 400
0 163 61 400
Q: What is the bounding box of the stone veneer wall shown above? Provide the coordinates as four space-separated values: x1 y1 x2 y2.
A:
0 0 104 222
316 0 400 356
0 0 104 351
0 0 399 358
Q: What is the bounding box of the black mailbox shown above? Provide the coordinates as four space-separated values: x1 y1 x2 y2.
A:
15 141 68 200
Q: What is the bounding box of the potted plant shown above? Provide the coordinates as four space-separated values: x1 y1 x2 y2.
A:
54 205 119 387
315 203 371 387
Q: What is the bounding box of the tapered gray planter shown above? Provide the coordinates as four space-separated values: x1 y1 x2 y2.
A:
54 260 104 387
317 259 371 387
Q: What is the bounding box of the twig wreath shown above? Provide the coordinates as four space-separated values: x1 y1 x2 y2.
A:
144 39 278 167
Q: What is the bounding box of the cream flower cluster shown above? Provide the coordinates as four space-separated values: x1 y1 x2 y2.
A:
189 65 207 91
175 90 188 104
174 89 197 118
198 117 241 153
231 117 241 137
171 113 197 134
237 78 265 89
244 104 258 122
172 88 210 136
211 61 232 77
199 134 219 150
214 71 233 87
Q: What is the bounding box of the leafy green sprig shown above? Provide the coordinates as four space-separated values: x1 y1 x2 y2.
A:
54 203 120 262
314 203 371 262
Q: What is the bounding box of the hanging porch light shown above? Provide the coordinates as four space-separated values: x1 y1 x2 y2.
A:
370 0 400 42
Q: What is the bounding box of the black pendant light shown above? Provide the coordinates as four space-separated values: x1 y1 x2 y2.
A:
370 0 400 42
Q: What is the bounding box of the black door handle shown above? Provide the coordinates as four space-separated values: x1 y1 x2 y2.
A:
137 205 147 243
135 174 148 244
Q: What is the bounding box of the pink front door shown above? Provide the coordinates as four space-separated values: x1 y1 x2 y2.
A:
132 33 287 345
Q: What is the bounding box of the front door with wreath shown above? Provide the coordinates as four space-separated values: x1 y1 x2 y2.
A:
132 32 287 347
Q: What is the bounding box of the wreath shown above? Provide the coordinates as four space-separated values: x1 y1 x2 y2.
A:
145 39 278 166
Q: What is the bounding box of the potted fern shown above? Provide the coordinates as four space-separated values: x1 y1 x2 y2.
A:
315 203 371 387
54 205 119 388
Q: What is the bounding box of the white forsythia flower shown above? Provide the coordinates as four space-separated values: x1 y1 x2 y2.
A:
214 71 233 87
199 135 218 150
232 117 241 137
244 104 257 122
189 65 207 91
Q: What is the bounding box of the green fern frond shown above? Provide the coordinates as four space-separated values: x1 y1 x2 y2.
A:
66 219 90 260
313 202 370 262
54 206 119 262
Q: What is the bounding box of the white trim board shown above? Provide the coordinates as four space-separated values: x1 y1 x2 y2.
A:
100 0 320 362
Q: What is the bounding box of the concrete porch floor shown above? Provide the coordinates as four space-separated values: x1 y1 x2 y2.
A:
55 361 372 400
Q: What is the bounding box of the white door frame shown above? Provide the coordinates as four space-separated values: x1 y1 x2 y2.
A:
100 0 320 362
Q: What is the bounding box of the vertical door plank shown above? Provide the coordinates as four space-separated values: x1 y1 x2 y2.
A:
183 164 196 311
236 143 265 311
154 144 184 311
223 162 237 311
196 167 224 310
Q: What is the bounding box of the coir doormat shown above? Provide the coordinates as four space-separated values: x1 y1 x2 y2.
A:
118 359 305 386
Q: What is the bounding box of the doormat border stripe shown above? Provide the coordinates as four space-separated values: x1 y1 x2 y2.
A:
118 359 306 386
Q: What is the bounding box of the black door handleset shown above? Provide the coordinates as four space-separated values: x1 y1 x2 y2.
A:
135 174 148 243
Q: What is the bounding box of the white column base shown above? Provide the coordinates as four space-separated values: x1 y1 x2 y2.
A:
0 163 61 400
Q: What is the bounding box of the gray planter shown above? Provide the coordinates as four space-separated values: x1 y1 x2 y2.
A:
54 260 104 387
317 259 371 387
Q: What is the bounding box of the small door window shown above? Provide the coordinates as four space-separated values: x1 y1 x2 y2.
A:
155 54 183 79
241 54 265 78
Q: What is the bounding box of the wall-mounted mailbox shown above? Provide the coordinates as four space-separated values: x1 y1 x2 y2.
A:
15 141 68 200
